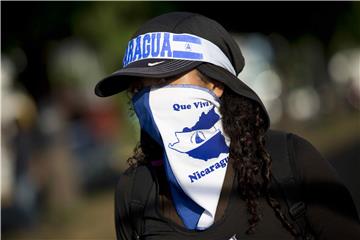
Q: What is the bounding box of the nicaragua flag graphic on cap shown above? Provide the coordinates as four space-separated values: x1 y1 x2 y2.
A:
122 32 236 75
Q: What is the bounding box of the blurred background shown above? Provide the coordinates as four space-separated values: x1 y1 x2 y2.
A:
1 1 359 239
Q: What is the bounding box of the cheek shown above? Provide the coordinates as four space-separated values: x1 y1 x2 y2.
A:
198 81 213 89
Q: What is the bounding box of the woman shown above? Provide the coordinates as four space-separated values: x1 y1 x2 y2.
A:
95 12 360 240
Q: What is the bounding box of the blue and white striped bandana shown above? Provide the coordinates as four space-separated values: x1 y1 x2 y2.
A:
132 84 230 230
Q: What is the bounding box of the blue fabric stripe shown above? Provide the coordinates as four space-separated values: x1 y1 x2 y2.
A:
132 88 162 145
173 34 202 44
163 153 204 229
172 51 203 60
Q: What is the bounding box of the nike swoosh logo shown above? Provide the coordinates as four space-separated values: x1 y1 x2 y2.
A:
229 234 238 240
147 61 164 66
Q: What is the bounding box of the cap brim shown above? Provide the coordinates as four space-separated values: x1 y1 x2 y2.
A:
95 59 202 97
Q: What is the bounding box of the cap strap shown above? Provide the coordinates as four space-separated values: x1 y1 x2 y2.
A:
122 32 236 75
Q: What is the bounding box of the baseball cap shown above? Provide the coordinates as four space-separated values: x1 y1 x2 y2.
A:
94 12 270 129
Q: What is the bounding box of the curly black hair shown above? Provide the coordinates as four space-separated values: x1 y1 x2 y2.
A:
126 76 300 237
219 87 300 236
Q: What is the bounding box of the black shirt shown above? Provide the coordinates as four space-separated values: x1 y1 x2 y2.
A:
115 131 360 240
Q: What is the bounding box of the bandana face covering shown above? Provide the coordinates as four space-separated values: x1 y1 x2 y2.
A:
132 84 230 230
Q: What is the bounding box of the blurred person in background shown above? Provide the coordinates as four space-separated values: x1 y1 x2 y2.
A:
97 11 360 240
1 57 41 231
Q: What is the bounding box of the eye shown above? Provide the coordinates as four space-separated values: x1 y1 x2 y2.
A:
128 78 169 95
128 81 144 96
134 86 141 93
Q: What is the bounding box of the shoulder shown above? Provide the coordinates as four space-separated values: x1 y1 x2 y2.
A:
285 130 339 183
115 164 152 222
267 130 360 218
115 164 152 198
115 164 156 206
115 165 149 240
116 166 136 192
264 128 347 194
265 129 336 180
265 128 318 149
266 129 360 220
265 129 324 163
115 166 135 209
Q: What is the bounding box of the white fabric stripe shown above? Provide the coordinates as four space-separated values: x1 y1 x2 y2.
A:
123 32 236 75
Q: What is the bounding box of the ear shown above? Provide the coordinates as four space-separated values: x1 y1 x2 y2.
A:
212 83 224 97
